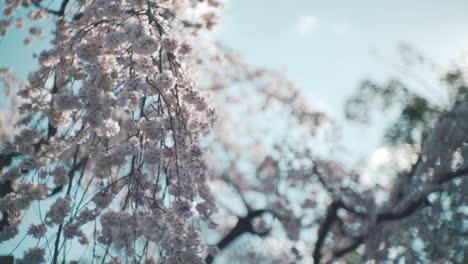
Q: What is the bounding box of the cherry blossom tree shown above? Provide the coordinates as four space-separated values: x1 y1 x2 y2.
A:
337 61 468 263
1 0 223 263
199 47 468 263
0 1 467 264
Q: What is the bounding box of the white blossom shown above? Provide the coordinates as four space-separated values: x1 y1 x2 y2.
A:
96 119 120 138
16 248 45 264
161 36 179 53
154 70 176 90
46 197 72 225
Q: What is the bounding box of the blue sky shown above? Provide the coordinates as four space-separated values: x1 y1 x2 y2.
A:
219 0 468 108
216 0 468 159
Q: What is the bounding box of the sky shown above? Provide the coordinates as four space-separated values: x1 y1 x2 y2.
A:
218 0 468 104
215 0 468 161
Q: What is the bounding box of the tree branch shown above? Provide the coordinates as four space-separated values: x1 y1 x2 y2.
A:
312 200 341 264
314 167 468 263
0 153 17 232
31 0 70 17
205 209 269 264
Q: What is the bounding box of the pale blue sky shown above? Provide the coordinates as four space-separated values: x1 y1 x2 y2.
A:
219 0 468 108
216 0 468 159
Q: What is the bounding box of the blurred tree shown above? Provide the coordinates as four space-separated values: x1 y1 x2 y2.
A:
339 57 468 263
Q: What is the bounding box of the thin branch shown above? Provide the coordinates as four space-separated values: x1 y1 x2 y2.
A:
31 0 70 17
51 145 80 264
223 174 251 212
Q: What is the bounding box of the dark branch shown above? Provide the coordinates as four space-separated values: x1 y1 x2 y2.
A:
378 167 468 223
377 196 429 223
205 209 269 264
31 0 69 17
313 200 341 264
314 167 468 263
435 167 468 184
0 153 17 232
330 236 364 262
311 164 366 217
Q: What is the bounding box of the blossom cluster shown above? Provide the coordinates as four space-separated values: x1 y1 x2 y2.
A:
0 0 223 262
99 209 204 262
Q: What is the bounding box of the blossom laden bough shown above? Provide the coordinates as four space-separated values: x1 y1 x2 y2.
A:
0 0 223 262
